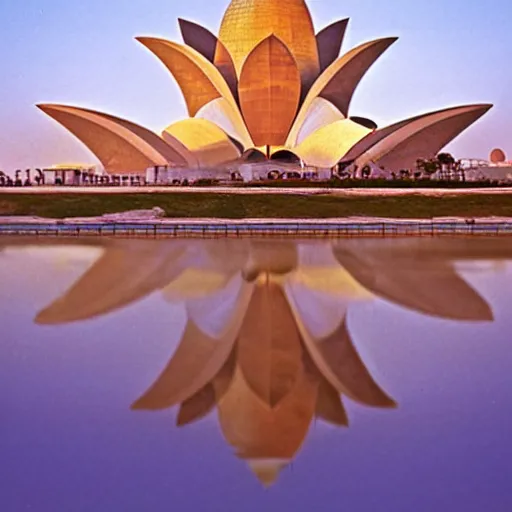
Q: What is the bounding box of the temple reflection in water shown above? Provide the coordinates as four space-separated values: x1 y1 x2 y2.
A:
5 237 511 486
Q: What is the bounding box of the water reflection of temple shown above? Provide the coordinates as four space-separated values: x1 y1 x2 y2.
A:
15 237 509 485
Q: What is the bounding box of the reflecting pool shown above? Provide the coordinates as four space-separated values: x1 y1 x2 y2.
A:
1 237 512 511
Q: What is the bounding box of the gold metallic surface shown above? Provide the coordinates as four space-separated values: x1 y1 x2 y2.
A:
37 104 191 173
238 36 301 147
178 18 239 99
294 119 371 168
163 118 241 167
288 38 397 146
136 37 237 117
218 0 320 90
213 39 239 100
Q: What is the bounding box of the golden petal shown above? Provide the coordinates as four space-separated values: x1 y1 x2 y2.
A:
294 119 371 168
237 280 303 408
163 118 241 167
315 377 349 427
178 18 238 99
176 383 217 426
216 364 318 462
218 0 320 90
238 35 301 146
176 347 237 426
136 37 236 117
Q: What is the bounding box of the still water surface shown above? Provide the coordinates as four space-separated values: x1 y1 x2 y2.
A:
1 237 512 511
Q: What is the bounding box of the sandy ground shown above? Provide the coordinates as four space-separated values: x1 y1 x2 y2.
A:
1 186 512 196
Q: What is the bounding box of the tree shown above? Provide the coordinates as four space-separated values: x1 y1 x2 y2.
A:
437 152 456 180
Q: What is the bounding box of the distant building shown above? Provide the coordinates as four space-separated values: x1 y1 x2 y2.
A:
42 164 97 185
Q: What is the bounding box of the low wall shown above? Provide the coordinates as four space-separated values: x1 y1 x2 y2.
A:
1 219 512 238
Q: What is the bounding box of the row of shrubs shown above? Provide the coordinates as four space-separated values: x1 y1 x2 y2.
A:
233 178 511 189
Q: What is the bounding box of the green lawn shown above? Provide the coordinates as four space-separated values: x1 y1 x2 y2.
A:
1 193 512 219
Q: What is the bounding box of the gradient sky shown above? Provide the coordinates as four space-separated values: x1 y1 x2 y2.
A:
0 0 511 173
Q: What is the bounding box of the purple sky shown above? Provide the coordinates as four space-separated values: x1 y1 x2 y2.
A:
0 0 511 173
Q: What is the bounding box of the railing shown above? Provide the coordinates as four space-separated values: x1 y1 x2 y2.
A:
1 221 512 238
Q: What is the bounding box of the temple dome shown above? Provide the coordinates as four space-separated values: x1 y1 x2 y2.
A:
218 0 320 90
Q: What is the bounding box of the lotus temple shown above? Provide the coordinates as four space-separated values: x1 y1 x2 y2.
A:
37 0 492 183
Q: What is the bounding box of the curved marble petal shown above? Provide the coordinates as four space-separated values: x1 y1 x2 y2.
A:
237 279 304 408
163 118 241 167
294 119 371 168
288 38 397 145
286 287 395 407
216 364 318 463
213 39 239 101
294 98 345 146
176 349 236 426
37 104 192 172
333 248 493 321
132 278 254 410
178 18 217 62
315 377 349 426
196 98 254 149
218 0 320 90
162 268 236 303
35 244 188 324
239 35 302 146
136 37 236 117
365 106 492 171
284 280 349 341
242 241 298 281
316 19 349 72
177 18 238 99
176 383 217 426
341 105 492 170
311 321 396 407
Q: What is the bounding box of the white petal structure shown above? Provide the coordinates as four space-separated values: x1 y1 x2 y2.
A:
342 104 492 170
294 97 346 145
163 118 241 167
287 37 397 146
37 104 194 173
196 98 254 149
294 119 371 168
38 0 492 174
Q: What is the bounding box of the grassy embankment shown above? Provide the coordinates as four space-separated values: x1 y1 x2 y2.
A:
1 193 512 219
